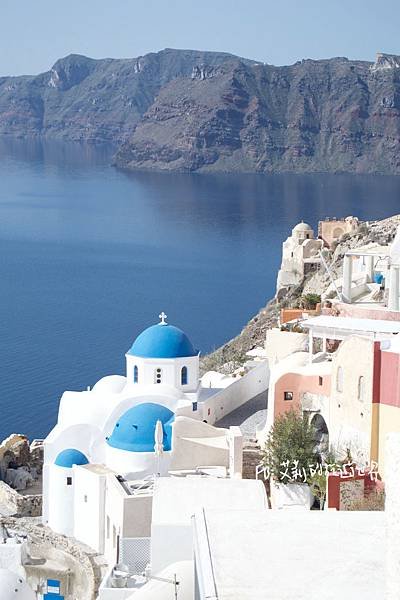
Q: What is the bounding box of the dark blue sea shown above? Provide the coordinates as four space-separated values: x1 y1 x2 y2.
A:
1 138 400 440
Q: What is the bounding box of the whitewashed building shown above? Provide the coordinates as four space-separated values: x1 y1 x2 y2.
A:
276 222 323 294
43 314 267 546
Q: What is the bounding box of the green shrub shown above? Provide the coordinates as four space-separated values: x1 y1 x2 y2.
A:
261 409 319 485
298 293 321 310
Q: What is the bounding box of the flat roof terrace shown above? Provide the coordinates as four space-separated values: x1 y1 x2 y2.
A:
193 509 385 600
303 315 400 339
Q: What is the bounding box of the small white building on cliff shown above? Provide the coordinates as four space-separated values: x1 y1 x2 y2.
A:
276 222 323 295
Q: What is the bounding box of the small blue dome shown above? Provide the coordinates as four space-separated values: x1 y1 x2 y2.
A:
55 449 89 468
128 323 197 359
107 403 174 452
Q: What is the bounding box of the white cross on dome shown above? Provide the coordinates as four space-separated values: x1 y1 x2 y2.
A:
159 311 168 324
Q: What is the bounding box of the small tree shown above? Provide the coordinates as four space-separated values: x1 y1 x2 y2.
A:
262 409 319 486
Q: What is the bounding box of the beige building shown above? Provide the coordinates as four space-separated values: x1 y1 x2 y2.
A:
318 216 359 249
330 336 375 464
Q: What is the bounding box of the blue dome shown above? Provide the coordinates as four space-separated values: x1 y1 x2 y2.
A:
55 449 89 468
128 323 197 359
107 403 174 452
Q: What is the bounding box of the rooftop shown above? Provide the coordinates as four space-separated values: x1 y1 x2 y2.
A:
303 315 400 338
152 477 267 526
345 243 390 257
80 463 114 475
193 509 385 600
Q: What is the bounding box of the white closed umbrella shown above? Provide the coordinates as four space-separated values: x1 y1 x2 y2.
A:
154 420 164 477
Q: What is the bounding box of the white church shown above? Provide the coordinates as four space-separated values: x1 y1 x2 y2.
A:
276 221 323 294
42 313 267 551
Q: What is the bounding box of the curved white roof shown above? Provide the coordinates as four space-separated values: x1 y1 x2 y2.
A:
125 383 186 401
292 221 312 232
92 375 127 395
0 570 35 600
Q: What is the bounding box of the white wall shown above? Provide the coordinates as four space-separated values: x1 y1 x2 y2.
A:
42 463 50 524
47 464 75 536
126 355 199 393
73 466 107 553
151 524 192 574
169 417 229 472
105 446 172 479
228 426 243 478
44 423 100 464
265 330 308 365
104 476 125 566
200 361 269 425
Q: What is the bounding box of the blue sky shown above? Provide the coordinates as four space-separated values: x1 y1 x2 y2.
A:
2 0 399 76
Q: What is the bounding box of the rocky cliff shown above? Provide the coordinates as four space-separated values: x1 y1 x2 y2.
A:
0 49 253 143
2 49 400 174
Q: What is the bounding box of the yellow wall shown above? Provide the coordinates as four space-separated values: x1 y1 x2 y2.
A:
330 336 374 463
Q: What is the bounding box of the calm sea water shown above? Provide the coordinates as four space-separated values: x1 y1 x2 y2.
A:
1 138 400 440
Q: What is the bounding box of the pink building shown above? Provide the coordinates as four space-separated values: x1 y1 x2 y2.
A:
266 318 400 479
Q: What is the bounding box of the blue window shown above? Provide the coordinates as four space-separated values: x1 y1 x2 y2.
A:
133 365 138 383
192 401 198 412
181 366 188 385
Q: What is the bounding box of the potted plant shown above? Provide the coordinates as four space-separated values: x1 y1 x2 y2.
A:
297 293 321 311
262 409 319 509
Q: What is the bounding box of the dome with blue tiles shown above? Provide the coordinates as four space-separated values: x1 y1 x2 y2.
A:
127 313 197 359
55 449 89 468
107 403 174 452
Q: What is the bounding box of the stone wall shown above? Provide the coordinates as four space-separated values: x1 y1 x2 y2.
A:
1 517 107 600
242 440 263 480
0 481 42 517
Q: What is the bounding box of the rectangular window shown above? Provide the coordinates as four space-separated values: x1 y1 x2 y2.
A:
84 495 88 503
192 401 198 412
284 391 293 401
66 477 72 486
319 376 323 386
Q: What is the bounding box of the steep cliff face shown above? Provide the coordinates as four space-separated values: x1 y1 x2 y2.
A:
1 49 400 173
0 49 252 142
117 53 400 174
